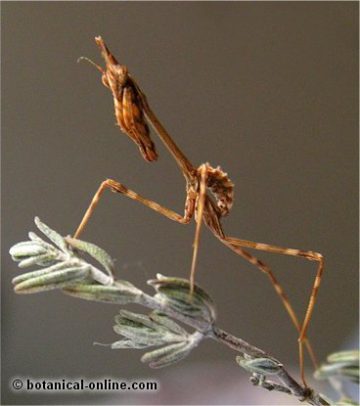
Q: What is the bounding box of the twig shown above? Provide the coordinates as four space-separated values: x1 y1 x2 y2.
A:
9 218 330 405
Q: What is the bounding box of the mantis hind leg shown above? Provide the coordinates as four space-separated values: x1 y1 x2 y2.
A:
220 236 324 386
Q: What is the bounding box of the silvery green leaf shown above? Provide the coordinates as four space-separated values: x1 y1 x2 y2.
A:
113 310 183 346
113 321 169 346
34 217 68 252
328 351 360 365
12 262 70 285
113 324 156 346
336 398 360 405
17 253 57 268
10 233 59 266
111 339 151 349
148 311 188 336
116 310 161 330
315 350 360 384
236 355 282 375
9 237 59 267
141 340 193 368
14 266 90 294
9 241 48 260
65 236 114 277
340 367 359 384
28 232 57 252
148 274 216 325
28 231 46 243
63 280 141 305
315 367 359 384
314 363 343 380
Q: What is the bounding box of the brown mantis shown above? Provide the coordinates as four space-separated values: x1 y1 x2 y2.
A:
74 36 324 388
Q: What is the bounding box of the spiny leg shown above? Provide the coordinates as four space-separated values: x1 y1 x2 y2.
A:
230 248 317 388
190 185 318 384
189 164 208 293
224 236 324 341
74 179 195 239
81 37 323 386
220 235 324 386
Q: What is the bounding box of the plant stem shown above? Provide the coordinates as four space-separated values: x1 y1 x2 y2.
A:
138 292 329 405
211 326 266 358
211 326 329 406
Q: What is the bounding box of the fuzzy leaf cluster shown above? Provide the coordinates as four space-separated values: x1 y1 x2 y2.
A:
111 309 200 368
148 274 216 325
10 217 114 293
314 350 359 385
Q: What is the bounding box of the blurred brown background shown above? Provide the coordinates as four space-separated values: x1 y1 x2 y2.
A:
2 2 358 405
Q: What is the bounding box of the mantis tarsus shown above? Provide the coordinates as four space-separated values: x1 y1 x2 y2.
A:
75 36 325 388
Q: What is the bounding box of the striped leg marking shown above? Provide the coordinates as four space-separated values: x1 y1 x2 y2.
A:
221 236 324 386
74 179 195 239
